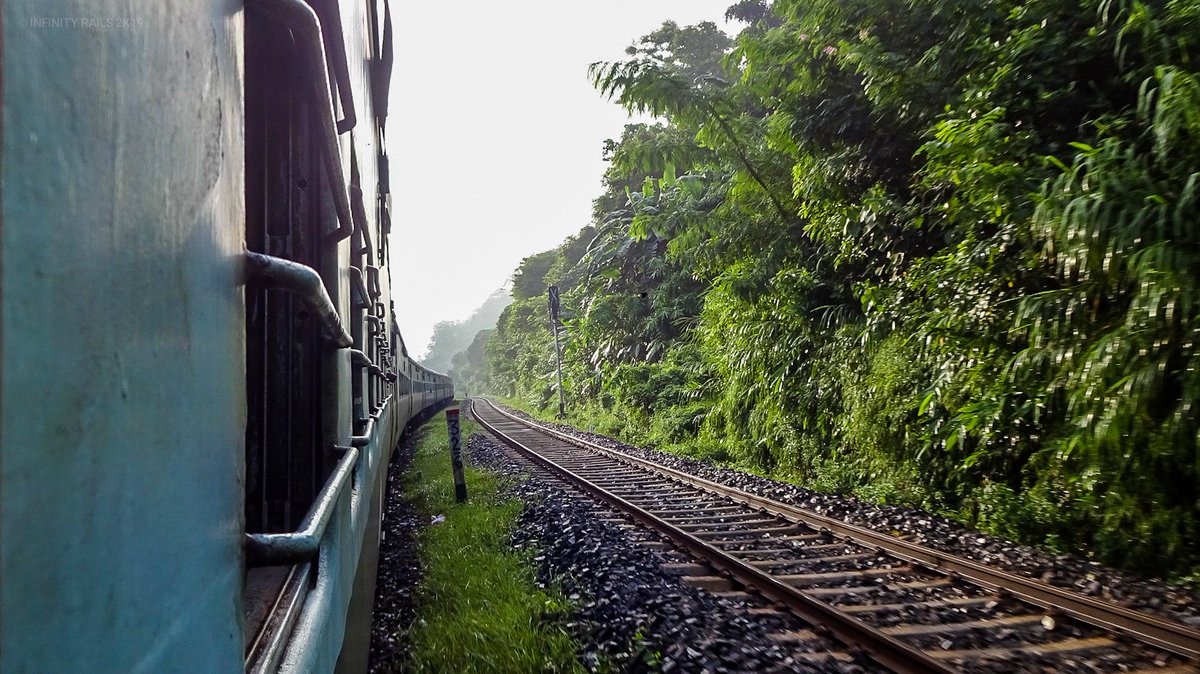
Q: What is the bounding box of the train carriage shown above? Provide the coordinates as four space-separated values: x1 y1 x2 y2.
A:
1 1 449 672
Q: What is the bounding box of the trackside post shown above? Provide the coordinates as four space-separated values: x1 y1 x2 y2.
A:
445 408 468 502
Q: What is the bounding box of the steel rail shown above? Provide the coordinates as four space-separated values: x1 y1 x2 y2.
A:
469 400 954 674
244 447 359 567
476 398 1200 660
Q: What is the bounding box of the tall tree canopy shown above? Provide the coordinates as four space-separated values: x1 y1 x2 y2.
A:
476 3 1200 579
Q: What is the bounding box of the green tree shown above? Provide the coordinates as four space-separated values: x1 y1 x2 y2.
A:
421 288 512 373
475 3 1200 579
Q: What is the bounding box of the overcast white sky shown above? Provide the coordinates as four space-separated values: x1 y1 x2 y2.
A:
386 0 735 360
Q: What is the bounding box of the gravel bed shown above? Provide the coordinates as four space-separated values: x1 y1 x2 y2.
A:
492 404 1200 623
907 620 1100 651
367 430 426 673
822 579 988 608
465 432 874 674
866 601 1013 628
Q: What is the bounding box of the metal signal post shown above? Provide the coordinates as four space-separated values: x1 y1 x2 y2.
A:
548 285 565 418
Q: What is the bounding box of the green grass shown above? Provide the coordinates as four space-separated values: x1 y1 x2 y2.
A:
394 409 585 674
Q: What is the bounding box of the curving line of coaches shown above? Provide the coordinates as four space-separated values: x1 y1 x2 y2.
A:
1 1 450 672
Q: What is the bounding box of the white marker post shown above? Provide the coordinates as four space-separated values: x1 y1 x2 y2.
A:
445 408 467 503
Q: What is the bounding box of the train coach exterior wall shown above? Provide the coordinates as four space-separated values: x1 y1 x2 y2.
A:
1 2 246 673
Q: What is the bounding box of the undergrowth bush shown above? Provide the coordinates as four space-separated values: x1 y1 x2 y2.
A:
477 0 1200 581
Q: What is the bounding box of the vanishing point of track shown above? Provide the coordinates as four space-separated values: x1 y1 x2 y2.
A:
469 398 1200 673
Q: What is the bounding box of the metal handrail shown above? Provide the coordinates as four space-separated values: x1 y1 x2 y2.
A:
243 252 352 348
248 0 353 242
350 417 374 448
366 265 382 299
307 0 356 134
244 447 359 566
348 266 370 308
349 185 374 265
349 348 396 382
351 394 391 447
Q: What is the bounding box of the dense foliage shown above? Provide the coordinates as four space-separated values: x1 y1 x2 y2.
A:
469 3 1200 579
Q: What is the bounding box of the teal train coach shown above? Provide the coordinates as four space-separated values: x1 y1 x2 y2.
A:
1 1 452 671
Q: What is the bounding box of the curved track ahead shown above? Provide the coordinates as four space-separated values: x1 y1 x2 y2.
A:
470 398 1200 674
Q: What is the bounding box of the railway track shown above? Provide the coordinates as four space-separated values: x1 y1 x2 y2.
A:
468 398 1200 674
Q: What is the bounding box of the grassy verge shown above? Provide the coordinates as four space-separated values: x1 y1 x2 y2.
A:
398 409 584 673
